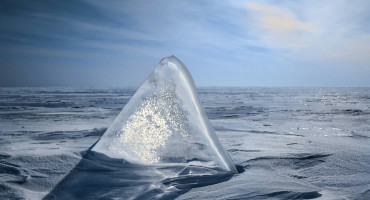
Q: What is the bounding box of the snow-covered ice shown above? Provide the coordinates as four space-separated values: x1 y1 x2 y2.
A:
1 76 370 199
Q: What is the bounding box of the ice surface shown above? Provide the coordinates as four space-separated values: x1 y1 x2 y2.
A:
92 56 237 173
2 87 370 199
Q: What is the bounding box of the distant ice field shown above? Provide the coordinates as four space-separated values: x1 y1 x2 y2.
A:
0 87 369 199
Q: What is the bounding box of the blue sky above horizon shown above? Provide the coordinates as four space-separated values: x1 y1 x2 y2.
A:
1 0 369 87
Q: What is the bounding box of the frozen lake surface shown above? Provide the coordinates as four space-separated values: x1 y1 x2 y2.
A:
1 87 369 199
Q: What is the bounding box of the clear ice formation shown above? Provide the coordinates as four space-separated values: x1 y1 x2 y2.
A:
92 56 237 173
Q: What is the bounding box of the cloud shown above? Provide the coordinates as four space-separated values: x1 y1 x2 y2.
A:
0 0 369 87
246 2 316 48
245 1 370 68
247 3 314 33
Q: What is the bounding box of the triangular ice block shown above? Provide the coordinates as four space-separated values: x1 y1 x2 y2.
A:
92 56 237 173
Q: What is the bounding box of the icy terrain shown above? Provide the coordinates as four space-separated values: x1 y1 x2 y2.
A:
1 87 370 199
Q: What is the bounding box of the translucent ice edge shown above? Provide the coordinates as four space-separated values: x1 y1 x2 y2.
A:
92 55 237 173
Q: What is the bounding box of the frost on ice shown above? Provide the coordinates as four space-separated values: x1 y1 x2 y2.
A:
92 56 237 173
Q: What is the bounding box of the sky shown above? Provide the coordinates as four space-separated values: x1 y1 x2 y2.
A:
1 0 369 87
